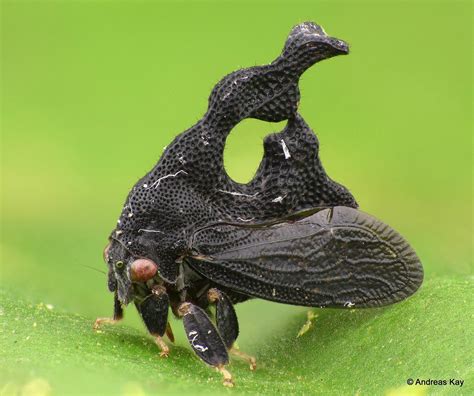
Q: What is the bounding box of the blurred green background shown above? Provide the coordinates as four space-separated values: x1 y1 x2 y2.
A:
1 1 472 395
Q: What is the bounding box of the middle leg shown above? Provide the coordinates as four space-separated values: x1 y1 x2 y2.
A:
178 302 234 387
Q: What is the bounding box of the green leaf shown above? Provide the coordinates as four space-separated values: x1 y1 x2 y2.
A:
1 276 472 395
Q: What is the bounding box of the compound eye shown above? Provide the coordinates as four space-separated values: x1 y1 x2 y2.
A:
130 259 158 282
103 242 111 262
115 260 125 270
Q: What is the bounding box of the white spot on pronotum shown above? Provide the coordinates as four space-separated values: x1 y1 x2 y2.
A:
222 90 232 100
188 330 209 352
117 219 121 224
126 200 135 217
280 139 291 159
178 155 186 164
207 330 212 334
300 23 327 37
143 184 148 188
272 288 276 297
150 170 188 189
115 230 123 236
138 229 164 234
127 241 132 245
344 301 355 308
237 217 255 222
218 189 259 198
272 196 284 203
124 196 136 218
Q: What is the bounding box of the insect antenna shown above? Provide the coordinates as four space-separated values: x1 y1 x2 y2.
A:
80 264 106 276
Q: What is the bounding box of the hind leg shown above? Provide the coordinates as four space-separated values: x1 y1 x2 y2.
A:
207 288 256 370
178 302 234 387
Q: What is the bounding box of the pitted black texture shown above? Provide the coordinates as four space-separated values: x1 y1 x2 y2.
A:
101 23 423 378
108 22 356 283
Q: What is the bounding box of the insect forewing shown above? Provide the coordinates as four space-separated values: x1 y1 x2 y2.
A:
188 206 423 308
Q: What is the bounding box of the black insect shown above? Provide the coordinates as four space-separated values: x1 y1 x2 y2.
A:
95 22 423 387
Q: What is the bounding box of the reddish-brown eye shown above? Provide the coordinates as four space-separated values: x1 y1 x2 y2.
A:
130 259 158 282
103 242 111 262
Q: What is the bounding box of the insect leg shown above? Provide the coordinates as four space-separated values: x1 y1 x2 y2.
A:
93 292 123 330
137 285 170 357
165 322 175 343
229 347 257 371
207 288 238 348
178 302 233 387
208 288 257 370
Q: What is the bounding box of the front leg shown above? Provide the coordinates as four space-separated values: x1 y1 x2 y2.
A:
94 292 123 330
178 302 234 387
208 288 257 370
137 285 170 357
